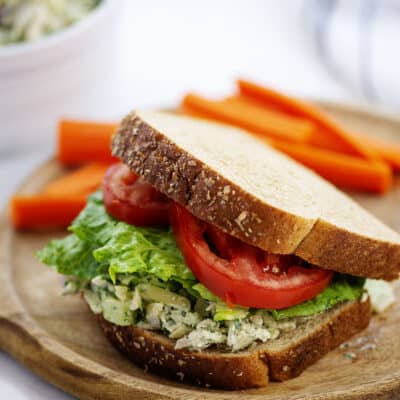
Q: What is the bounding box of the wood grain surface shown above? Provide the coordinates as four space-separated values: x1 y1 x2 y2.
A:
0 102 400 399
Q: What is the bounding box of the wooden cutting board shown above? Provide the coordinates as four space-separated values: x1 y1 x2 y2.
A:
1 102 400 400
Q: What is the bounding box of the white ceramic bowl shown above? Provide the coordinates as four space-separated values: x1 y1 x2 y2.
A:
0 0 122 152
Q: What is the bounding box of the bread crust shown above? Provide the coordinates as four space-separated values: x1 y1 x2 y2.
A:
296 220 400 280
96 298 371 390
111 111 400 280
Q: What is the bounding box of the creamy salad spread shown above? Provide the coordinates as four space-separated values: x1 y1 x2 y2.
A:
75 276 297 352
38 192 372 353
0 0 100 45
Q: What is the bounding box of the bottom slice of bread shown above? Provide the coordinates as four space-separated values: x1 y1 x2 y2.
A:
96 298 371 390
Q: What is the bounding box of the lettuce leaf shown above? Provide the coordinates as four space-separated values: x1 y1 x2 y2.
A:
37 233 106 279
270 277 365 320
192 283 220 302
192 283 249 320
94 223 195 284
39 192 195 284
70 191 116 246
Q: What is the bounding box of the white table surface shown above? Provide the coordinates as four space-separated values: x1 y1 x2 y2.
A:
0 1 369 398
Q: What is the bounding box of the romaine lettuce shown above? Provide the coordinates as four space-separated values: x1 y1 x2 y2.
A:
271 277 365 320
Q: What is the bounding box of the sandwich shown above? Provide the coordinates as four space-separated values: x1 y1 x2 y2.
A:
38 111 400 389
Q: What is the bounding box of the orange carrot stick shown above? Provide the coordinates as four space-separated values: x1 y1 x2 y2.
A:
269 140 392 193
182 93 313 143
58 120 119 165
179 105 215 121
10 195 87 229
237 79 381 161
222 95 317 133
43 163 110 196
353 133 400 172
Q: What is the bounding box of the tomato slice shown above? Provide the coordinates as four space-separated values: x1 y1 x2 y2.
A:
103 163 170 226
170 203 333 309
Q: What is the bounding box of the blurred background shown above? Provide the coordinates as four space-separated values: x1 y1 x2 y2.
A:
1 0 399 398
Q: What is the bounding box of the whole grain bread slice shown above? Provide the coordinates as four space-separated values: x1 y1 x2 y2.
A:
95 297 371 390
112 111 400 280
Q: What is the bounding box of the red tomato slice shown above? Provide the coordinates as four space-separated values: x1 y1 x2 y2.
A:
170 203 333 309
103 163 170 226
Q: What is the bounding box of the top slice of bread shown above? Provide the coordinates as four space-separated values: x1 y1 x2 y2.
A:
112 110 400 280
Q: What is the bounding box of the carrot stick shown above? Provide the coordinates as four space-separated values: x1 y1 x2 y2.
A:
269 140 392 193
353 133 400 172
223 95 317 132
43 163 110 196
182 93 313 143
58 120 119 165
237 79 381 161
179 105 215 121
10 195 87 229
